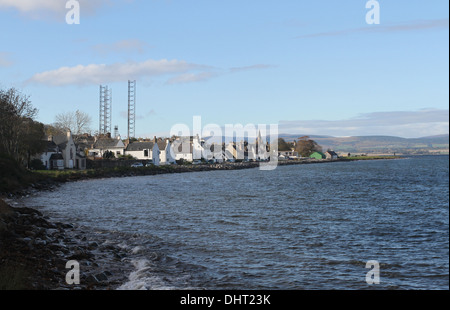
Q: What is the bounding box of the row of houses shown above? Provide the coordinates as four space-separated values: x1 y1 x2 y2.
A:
38 131 271 170
310 151 339 160
39 131 176 170
90 135 272 164
38 131 339 170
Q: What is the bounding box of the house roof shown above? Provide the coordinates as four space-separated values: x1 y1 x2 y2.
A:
157 140 167 151
46 140 58 152
51 134 71 150
94 138 124 149
326 151 338 156
50 153 64 160
126 142 155 151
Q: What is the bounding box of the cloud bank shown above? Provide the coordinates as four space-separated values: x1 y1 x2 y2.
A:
279 109 449 138
0 0 110 19
27 58 273 86
27 59 207 86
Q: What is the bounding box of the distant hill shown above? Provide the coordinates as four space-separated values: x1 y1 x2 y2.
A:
279 134 449 155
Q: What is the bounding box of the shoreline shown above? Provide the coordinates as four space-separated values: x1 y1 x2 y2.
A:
2 156 404 199
0 155 403 290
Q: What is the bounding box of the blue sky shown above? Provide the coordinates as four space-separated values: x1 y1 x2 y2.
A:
0 0 448 138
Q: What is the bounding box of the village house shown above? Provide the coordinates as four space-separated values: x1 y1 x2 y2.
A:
125 141 160 165
90 136 126 158
278 150 299 160
171 136 194 162
206 143 225 162
40 139 64 170
40 130 86 170
156 138 176 165
225 142 238 161
325 150 339 160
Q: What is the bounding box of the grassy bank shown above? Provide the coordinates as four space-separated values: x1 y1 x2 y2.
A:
34 164 181 181
0 155 47 195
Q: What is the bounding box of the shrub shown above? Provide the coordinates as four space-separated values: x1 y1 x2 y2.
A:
29 159 46 170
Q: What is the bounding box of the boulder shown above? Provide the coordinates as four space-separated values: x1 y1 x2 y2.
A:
0 199 15 218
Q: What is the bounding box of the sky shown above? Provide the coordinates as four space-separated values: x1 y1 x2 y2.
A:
0 0 448 139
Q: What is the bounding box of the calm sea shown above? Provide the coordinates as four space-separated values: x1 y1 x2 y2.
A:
22 156 449 290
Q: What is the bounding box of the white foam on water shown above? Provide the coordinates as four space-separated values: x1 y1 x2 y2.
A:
117 259 178 290
131 246 142 254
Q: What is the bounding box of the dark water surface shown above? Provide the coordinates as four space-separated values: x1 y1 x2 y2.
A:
22 156 449 289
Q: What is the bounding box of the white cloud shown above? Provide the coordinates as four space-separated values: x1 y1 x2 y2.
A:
27 58 274 86
279 109 449 138
27 59 205 86
0 0 63 13
0 0 110 19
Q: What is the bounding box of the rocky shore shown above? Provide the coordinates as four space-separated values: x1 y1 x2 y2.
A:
0 199 131 290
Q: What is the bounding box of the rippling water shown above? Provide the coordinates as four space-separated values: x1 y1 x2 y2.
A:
22 156 449 289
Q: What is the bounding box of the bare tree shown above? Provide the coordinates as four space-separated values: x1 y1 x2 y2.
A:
54 110 92 136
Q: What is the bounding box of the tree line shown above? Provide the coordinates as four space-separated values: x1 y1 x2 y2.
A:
0 87 93 167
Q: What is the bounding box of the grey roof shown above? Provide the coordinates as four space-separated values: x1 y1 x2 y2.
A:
157 140 167 150
126 142 155 151
46 140 58 152
52 135 69 149
94 138 122 149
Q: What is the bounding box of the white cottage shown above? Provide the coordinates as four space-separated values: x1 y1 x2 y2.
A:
171 137 194 162
90 137 126 158
157 139 176 165
125 141 160 165
325 150 339 160
40 130 86 170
